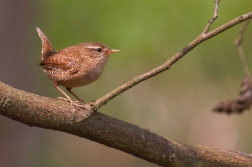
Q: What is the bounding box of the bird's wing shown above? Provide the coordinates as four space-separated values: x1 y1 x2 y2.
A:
39 49 81 74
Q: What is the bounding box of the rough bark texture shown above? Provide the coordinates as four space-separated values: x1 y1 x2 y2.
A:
0 81 252 167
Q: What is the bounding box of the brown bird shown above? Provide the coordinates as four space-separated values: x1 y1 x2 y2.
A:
36 27 120 108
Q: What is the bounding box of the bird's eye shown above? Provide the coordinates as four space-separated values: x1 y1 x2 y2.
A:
97 48 102 52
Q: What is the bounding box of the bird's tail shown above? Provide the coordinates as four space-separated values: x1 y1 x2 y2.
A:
36 27 56 60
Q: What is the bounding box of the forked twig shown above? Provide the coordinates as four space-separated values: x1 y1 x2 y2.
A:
202 0 220 34
92 2 252 110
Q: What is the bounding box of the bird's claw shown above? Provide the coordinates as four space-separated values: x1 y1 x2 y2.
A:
57 97 86 109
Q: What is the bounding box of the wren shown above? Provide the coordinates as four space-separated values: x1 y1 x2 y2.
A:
36 27 120 108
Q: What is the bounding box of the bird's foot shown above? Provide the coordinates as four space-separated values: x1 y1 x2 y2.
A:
57 97 86 109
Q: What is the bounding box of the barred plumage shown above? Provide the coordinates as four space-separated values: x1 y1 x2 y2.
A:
36 27 120 108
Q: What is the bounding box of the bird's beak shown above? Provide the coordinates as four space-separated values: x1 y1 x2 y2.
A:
110 49 120 54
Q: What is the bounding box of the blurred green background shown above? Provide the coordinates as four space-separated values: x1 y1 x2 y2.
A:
0 0 252 166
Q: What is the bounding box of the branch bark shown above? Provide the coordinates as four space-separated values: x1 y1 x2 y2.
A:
1 81 252 167
1 2 252 167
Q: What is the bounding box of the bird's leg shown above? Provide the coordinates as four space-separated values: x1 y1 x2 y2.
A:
53 82 72 101
53 82 86 109
66 87 85 103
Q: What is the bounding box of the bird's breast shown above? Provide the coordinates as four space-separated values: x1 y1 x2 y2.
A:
53 57 108 87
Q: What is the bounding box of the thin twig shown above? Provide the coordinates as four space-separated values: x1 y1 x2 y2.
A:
234 19 251 46
234 19 251 78
238 46 251 78
202 0 220 34
92 11 252 109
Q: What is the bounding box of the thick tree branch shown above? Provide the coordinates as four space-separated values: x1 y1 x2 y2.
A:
1 82 252 166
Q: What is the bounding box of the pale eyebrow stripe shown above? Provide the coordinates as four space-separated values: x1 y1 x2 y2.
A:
86 45 101 49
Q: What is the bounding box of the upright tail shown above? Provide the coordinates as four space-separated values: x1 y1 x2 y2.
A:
36 27 56 60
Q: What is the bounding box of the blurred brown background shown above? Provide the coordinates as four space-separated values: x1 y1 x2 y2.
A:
0 0 252 166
